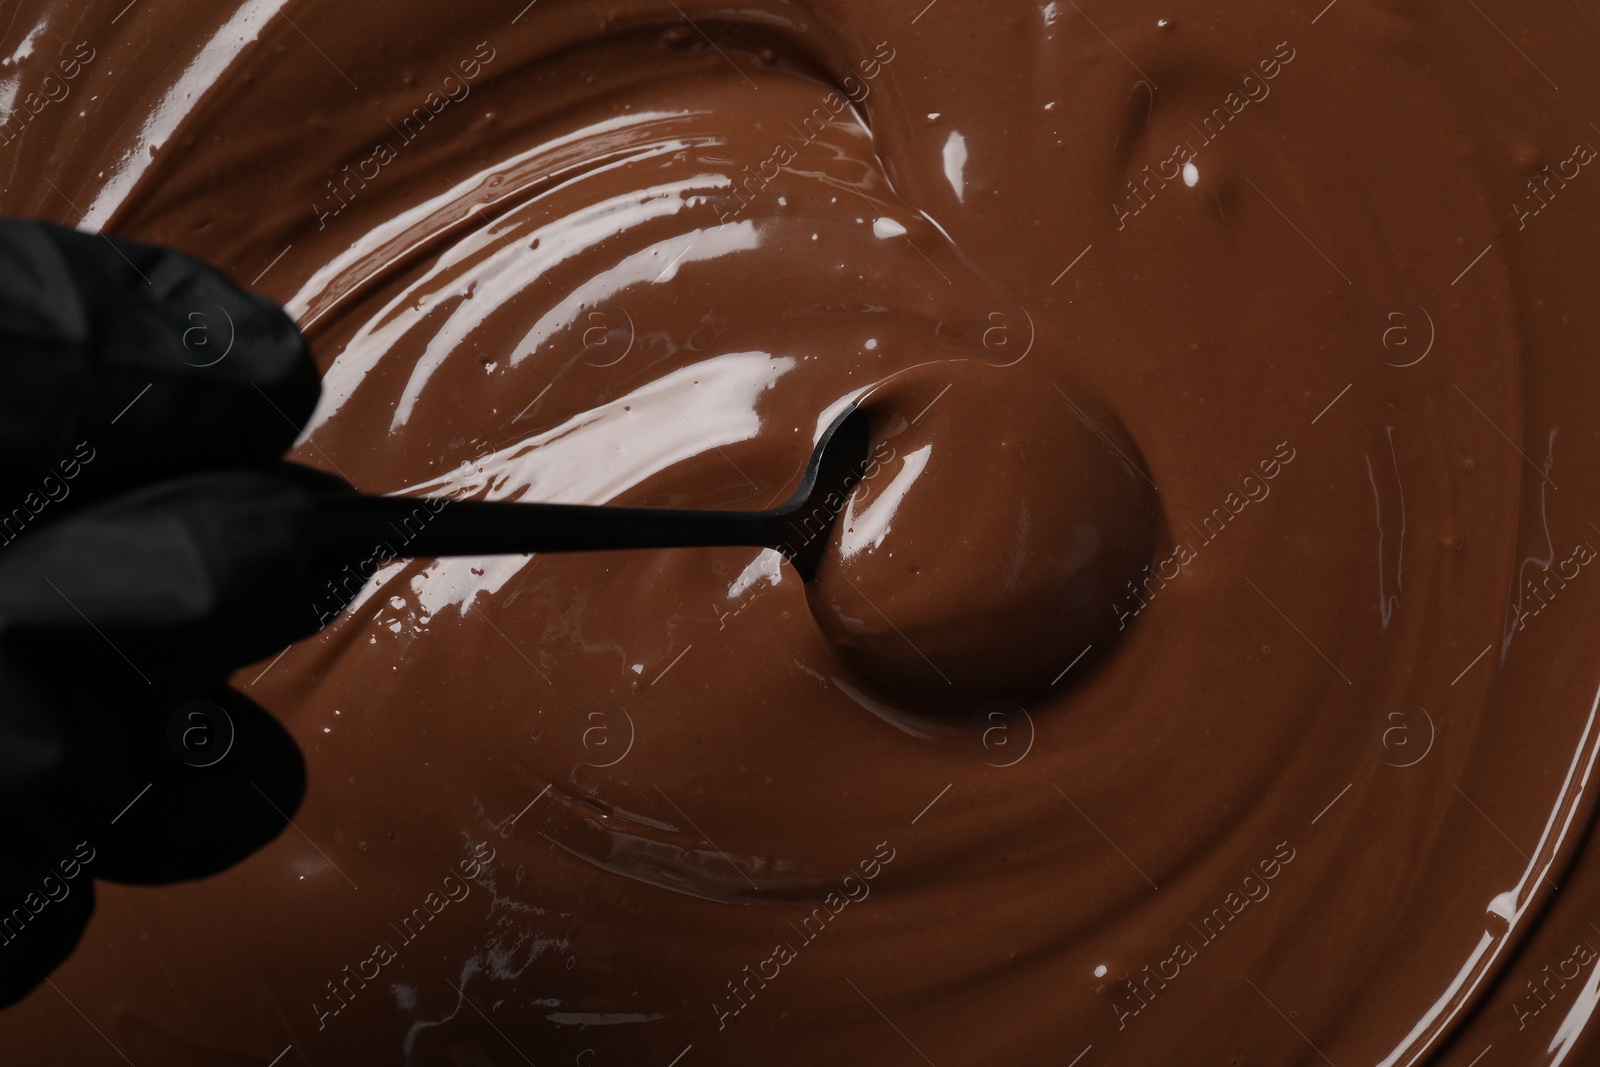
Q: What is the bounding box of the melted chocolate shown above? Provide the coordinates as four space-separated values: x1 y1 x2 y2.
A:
5 0 1600 1064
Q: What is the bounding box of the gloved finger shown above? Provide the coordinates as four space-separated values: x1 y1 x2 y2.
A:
0 860 94 1011
0 466 377 817
0 469 323 687
0 688 303 1007
0 218 319 513
0 662 96 1012
90 688 305 886
0 665 63 795
254 461 383 644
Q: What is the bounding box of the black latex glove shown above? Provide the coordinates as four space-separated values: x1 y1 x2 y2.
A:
0 219 368 1008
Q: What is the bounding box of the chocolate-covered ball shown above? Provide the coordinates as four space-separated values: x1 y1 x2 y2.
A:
806 360 1161 710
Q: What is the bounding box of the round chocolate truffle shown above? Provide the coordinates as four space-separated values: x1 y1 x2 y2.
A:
806 359 1160 710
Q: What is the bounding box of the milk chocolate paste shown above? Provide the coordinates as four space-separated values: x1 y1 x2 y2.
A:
4 0 1600 1063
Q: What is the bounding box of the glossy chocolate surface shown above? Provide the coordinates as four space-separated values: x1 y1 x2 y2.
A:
4 1 1600 1064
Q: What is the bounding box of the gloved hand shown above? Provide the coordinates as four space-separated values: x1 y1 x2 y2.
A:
0 219 367 1008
